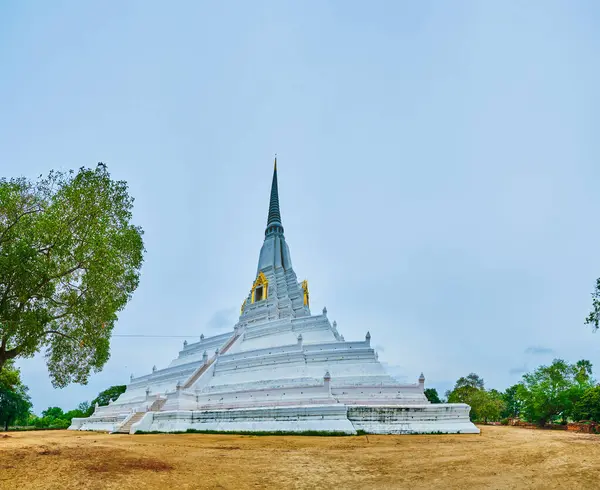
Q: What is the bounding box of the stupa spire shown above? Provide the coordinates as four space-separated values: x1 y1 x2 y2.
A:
256 157 294 272
266 156 283 235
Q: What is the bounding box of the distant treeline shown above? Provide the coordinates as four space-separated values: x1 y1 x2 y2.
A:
425 359 600 426
0 366 126 431
21 383 126 430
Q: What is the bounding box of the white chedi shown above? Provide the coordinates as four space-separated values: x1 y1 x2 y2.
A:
70 160 478 435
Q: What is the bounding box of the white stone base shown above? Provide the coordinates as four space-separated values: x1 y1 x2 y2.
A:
348 404 480 434
142 405 357 434
69 415 127 432
70 403 479 435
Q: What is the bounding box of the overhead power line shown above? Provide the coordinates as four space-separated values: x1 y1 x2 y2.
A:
113 334 198 338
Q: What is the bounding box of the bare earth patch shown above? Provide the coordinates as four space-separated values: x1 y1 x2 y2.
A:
0 426 598 489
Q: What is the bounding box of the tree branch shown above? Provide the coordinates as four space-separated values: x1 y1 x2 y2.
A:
48 310 75 322
0 275 14 311
0 344 22 366
42 330 76 341
0 206 41 244
18 262 86 312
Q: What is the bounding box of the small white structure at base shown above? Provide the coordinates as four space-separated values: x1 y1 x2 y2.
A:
70 161 478 435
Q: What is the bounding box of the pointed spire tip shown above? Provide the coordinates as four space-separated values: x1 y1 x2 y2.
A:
266 156 283 233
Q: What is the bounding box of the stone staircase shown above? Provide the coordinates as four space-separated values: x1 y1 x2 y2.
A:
220 332 240 354
149 398 167 411
114 412 145 434
182 331 241 389
182 360 213 390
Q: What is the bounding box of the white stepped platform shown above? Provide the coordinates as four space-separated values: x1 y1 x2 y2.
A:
70 414 127 432
122 403 478 435
69 305 479 436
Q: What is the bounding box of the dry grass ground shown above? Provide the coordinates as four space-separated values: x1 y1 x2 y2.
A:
0 426 598 489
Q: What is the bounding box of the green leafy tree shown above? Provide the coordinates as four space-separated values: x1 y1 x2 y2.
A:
447 373 485 421
0 165 144 387
33 406 65 429
91 384 127 407
32 403 94 429
446 374 505 423
21 413 38 427
501 384 523 419
424 388 441 403
446 386 479 411
572 386 600 422
0 360 22 388
478 389 506 423
63 402 94 421
561 360 596 422
77 401 94 417
518 359 594 426
0 361 31 430
32 385 129 430
33 414 70 429
0 385 31 430
574 360 593 385
41 406 64 418
585 278 600 331
455 373 485 390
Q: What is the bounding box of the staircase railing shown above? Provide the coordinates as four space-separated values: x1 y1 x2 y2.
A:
112 410 138 434
149 397 167 411
182 330 241 390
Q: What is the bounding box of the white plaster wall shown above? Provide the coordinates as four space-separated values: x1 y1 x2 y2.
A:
347 404 479 434
68 414 127 432
238 329 335 352
144 406 356 434
130 412 154 433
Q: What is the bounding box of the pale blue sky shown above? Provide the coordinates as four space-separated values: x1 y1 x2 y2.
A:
1 1 599 412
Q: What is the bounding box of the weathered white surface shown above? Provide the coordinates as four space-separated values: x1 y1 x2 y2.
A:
115 404 477 435
70 165 479 435
348 404 480 434
69 414 127 432
145 406 356 434
130 412 154 434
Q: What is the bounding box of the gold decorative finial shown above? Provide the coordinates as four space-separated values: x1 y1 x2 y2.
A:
301 280 309 307
251 272 269 303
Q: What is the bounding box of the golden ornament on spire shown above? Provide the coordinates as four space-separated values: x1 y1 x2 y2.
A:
301 279 309 307
251 271 269 303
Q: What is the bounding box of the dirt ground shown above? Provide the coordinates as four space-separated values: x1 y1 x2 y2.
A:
0 426 598 489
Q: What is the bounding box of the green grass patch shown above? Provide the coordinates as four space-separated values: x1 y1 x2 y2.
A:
4 426 66 432
134 429 356 436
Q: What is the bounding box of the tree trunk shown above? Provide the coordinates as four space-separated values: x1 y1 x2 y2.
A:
0 344 23 372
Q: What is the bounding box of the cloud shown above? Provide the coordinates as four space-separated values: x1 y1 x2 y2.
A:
509 365 527 376
206 308 237 331
524 346 555 356
379 363 408 383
